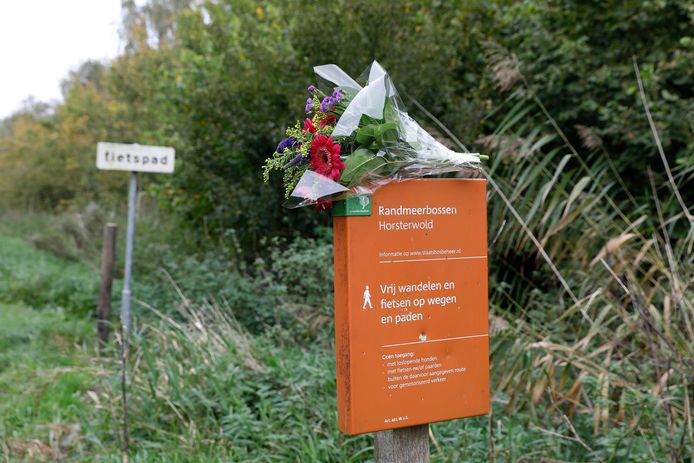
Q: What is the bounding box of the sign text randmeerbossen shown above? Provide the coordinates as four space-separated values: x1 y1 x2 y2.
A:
378 205 457 216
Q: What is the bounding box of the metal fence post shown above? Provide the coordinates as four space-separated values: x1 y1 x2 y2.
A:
121 171 137 342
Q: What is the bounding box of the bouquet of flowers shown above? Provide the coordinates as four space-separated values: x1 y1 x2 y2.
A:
262 61 485 209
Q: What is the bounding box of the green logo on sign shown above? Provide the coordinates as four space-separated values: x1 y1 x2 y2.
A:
332 194 372 216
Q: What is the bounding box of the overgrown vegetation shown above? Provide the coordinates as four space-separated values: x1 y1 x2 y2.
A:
0 0 692 461
1 1 691 246
1 164 692 461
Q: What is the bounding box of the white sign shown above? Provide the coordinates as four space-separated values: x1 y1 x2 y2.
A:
96 142 175 173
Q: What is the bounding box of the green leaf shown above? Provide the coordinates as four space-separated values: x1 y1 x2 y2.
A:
375 122 398 145
354 125 377 145
384 99 398 124
339 149 387 187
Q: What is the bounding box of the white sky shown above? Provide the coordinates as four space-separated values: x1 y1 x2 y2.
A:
0 1 123 119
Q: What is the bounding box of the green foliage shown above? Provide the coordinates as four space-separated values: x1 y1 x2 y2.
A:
129 230 335 339
339 148 387 187
267 235 334 309
2 0 691 249
0 229 98 315
353 122 398 152
0 302 99 461
480 76 693 463
490 0 694 180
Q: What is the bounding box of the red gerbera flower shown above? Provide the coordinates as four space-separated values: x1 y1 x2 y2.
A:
303 118 316 134
310 136 344 181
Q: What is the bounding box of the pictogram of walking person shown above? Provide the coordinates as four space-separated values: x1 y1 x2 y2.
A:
362 285 373 309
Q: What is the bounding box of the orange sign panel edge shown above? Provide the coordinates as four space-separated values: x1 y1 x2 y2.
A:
333 178 490 435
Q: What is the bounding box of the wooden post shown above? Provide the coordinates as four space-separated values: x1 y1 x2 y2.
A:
97 223 117 350
375 424 430 463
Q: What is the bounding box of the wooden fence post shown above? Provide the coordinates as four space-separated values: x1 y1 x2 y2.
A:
97 222 117 350
375 424 430 463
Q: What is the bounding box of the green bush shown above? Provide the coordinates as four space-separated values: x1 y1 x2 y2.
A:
4 0 690 251
131 231 334 340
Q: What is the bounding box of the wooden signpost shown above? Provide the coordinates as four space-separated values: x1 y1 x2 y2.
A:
333 178 489 460
97 223 118 351
96 141 175 461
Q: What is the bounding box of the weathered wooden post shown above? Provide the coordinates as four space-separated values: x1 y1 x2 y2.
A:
375 425 430 463
332 179 490 461
97 222 118 350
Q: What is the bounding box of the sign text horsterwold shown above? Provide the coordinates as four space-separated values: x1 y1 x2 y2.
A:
96 142 175 174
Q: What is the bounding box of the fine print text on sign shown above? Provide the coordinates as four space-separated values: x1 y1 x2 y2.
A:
96 142 175 173
333 178 489 435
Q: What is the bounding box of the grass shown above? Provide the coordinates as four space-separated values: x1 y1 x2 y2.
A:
0 223 512 461
476 55 694 462
0 230 99 315
0 231 108 461
0 304 102 461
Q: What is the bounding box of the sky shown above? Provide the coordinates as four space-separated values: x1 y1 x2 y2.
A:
0 1 123 119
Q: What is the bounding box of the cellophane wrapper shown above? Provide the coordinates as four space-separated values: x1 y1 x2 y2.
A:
285 61 482 208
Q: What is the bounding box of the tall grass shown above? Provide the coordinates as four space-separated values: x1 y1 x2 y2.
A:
98 299 373 462
475 46 693 462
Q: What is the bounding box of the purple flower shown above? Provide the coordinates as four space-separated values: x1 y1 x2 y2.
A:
320 97 332 112
305 98 313 113
308 85 316 92
283 153 307 169
276 137 297 153
331 89 344 102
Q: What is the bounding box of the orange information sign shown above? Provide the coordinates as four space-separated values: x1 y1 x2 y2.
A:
333 178 489 435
